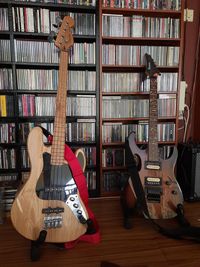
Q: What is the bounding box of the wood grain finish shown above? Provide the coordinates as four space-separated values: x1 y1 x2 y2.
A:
122 55 183 219
127 139 183 219
2 198 200 267
10 127 88 242
51 16 74 165
51 51 68 165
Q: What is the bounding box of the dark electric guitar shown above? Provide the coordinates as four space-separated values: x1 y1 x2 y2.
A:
11 16 89 242
124 53 183 219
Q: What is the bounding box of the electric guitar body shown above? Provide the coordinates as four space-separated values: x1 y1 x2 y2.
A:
122 53 183 220
11 16 89 242
127 131 182 219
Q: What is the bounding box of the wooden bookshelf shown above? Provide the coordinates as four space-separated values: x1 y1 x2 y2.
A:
99 0 185 196
0 0 185 204
0 0 100 213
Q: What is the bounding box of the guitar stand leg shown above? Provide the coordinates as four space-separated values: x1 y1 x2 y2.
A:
30 230 47 261
120 195 135 229
119 174 135 229
176 204 190 227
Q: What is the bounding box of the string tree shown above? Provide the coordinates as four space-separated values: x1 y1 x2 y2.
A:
48 31 57 43
52 16 62 29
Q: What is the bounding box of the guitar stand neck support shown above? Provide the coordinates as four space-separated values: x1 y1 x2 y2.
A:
30 230 47 261
86 218 96 234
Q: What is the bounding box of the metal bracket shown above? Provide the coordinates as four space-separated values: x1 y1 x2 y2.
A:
184 9 194 22
65 178 87 224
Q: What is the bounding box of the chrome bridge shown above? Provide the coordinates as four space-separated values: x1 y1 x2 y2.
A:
43 214 63 229
42 207 64 229
145 177 162 203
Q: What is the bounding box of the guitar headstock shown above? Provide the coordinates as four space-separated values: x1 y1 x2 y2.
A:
54 16 74 52
144 53 161 78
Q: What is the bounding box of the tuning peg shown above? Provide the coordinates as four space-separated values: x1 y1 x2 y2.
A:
52 16 62 28
48 31 57 43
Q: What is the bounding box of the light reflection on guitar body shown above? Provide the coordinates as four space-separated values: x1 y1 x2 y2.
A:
11 127 88 242
125 131 183 219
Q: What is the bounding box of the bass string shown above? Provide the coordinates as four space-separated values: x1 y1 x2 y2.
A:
47 20 71 207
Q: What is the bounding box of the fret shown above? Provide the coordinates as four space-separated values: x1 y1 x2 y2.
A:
148 77 159 162
51 51 69 165
48 16 74 165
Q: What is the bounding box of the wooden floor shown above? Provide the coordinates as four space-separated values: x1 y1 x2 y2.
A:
1 197 200 267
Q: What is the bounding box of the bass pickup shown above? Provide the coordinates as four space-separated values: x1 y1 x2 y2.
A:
42 207 64 214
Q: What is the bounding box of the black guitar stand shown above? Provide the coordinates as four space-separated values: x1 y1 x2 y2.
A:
30 219 96 261
30 230 47 261
30 231 66 261
120 195 136 230
176 203 190 227
120 137 200 243
119 173 137 230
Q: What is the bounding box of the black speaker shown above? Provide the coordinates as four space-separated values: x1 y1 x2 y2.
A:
177 143 200 201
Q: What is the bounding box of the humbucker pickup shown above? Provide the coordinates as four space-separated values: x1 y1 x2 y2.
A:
145 161 161 170
145 177 162 186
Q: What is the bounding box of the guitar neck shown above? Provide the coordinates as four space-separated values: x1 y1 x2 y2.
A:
148 77 159 162
51 51 68 165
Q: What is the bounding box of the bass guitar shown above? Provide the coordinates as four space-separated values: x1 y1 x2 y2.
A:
123 53 183 219
11 16 89 242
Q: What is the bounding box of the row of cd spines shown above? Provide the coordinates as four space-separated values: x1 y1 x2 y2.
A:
1 8 96 34
0 94 176 117
102 0 181 10
102 15 180 38
0 121 176 144
0 39 180 67
0 68 178 93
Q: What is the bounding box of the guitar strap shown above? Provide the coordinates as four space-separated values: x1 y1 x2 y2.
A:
40 127 100 248
124 136 200 243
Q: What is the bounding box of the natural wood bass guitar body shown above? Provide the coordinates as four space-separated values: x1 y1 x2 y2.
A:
11 127 88 242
